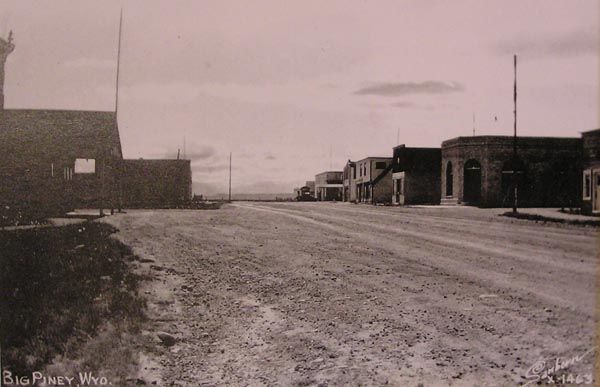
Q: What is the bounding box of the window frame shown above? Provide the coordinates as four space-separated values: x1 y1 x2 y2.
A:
583 169 591 200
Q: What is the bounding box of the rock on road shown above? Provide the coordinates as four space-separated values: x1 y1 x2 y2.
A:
104 202 597 386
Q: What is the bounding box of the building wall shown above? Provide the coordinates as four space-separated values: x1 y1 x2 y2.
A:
121 159 192 208
372 169 393 204
441 136 582 207
581 129 600 214
392 146 441 205
343 161 356 202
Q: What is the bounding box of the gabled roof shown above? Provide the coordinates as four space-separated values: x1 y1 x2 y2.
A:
0 109 122 163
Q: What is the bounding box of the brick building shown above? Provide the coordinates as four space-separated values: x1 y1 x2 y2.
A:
581 129 600 215
391 145 441 205
314 171 343 201
121 159 192 208
351 157 393 204
441 136 582 207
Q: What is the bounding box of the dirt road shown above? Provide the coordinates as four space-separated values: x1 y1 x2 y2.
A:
104 203 597 386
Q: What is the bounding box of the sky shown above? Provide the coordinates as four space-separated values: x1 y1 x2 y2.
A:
0 1 598 194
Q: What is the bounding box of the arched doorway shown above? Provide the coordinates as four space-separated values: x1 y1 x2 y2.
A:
463 159 481 204
445 161 453 196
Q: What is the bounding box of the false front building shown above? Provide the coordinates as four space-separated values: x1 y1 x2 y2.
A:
391 145 441 205
314 171 343 201
441 135 581 207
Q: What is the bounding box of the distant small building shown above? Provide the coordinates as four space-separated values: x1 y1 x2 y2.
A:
121 159 192 208
351 157 393 204
305 180 316 198
314 171 343 201
342 160 356 202
441 136 582 207
581 129 600 215
392 145 441 205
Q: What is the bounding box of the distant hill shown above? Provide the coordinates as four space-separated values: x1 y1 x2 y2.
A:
204 193 295 201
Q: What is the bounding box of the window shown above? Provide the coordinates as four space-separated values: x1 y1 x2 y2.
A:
64 167 73 181
375 161 386 169
74 158 96 174
583 170 591 199
353 167 356 179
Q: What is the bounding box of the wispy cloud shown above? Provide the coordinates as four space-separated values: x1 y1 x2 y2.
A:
185 145 216 160
354 81 464 96
496 29 598 59
390 101 435 111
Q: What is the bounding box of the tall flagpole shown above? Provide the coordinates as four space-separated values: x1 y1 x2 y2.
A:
115 9 124 213
512 54 518 214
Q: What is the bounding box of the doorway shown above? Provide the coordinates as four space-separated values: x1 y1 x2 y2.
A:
463 159 481 204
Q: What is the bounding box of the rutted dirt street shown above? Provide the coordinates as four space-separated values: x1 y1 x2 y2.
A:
104 203 597 386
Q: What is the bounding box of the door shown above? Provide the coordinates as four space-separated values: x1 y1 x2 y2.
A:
463 159 482 205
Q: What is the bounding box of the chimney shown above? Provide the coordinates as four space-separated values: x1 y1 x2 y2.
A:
0 31 15 110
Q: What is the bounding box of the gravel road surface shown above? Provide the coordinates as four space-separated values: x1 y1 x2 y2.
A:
104 203 597 386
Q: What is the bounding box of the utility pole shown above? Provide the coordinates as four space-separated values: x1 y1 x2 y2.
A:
512 54 518 214
228 152 232 202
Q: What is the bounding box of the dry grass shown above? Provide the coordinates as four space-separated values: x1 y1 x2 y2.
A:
0 222 146 383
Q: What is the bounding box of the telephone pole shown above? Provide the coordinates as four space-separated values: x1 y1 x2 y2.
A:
228 152 232 202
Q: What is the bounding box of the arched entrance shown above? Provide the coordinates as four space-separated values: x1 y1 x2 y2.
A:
463 159 481 204
445 161 453 196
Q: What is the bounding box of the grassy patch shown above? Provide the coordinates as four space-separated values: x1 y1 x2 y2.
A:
501 211 600 227
0 222 146 382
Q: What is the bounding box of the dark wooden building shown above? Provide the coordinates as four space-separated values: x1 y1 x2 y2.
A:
0 109 122 221
441 136 582 208
120 159 192 208
391 145 441 205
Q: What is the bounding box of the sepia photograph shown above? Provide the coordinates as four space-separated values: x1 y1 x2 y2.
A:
0 1 598 386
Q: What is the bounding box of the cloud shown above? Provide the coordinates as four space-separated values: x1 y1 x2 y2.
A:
185 145 216 160
354 81 464 96
390 101 435 111
495 29 598 59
